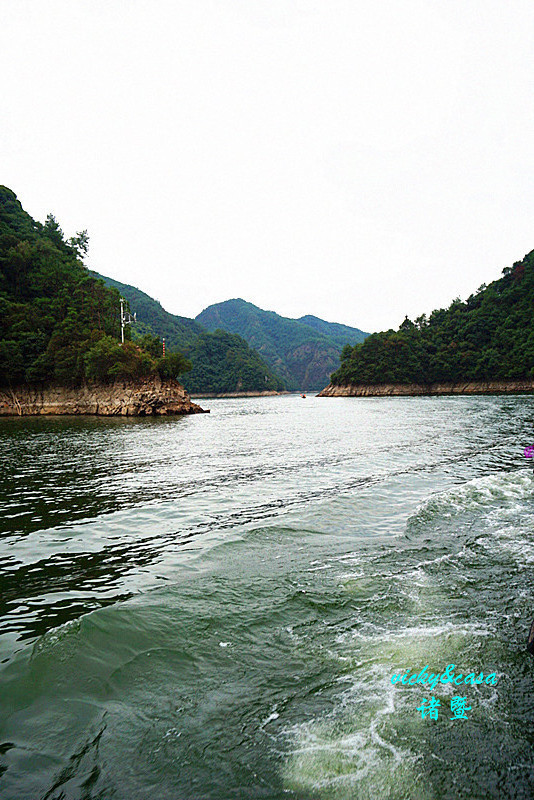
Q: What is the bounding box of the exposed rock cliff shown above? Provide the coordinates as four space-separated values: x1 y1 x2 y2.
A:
0 376 208 416
318 381 534 397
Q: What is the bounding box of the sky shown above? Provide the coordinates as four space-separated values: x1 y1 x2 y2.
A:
2 0 534 333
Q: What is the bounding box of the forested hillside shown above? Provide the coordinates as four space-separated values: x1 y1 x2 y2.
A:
0 187 190 386
184 330 285 394
93 274 204 350
297 315 368 350
196 299 368 390
94 274 285 394
332 250 534 387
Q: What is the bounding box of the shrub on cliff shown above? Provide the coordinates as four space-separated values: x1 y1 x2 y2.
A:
84 337 192 383
156 352 192 380
85 337 149 381
133 333 192 378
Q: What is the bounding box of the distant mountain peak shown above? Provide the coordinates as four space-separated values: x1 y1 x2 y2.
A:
92 274 284 394
196 299 368 390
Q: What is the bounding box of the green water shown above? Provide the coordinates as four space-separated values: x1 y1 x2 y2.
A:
1 395 534 799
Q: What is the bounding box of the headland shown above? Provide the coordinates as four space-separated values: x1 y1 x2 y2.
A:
0 376 208 416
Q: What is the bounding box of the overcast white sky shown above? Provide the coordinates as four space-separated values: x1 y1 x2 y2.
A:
2 1 534 332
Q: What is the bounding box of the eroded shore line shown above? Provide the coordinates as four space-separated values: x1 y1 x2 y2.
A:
0 377 208 416
317 380 534 397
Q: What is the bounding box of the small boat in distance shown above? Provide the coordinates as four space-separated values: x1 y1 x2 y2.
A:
301 393 306 398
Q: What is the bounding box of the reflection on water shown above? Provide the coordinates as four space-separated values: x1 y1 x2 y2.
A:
0 395 534 798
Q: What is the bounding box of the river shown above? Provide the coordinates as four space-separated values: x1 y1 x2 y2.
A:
0 394 533 799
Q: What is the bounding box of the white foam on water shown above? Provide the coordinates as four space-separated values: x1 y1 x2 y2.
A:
411 547 469 570
282 664 427 800
282 606 498 799
408 470 534 525
282 465 526 798
261 709 280 728
476 513 534 565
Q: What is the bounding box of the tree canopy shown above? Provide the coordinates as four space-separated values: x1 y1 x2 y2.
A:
332 250 534 386
0 187 190 386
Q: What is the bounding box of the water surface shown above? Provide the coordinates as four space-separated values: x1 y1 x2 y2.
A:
1 394 533 798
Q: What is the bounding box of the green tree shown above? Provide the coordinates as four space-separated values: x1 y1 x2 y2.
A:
43 213 64 248
68 229 89 261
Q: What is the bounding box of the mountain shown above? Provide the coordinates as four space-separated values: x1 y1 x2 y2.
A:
297 315 368 350
183 329 285 394
331 249 534 387
195 299 368 390
93 274 285 394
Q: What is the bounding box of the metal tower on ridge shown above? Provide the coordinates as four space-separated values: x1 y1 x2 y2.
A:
120 298 136 344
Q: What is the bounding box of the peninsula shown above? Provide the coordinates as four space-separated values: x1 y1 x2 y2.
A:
320 249 534 398
0 187 206 415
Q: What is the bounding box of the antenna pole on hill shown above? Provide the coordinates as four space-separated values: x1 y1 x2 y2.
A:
120 298 136 344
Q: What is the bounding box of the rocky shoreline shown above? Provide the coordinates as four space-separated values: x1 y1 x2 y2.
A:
317 380 534 397
0 376 208 416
